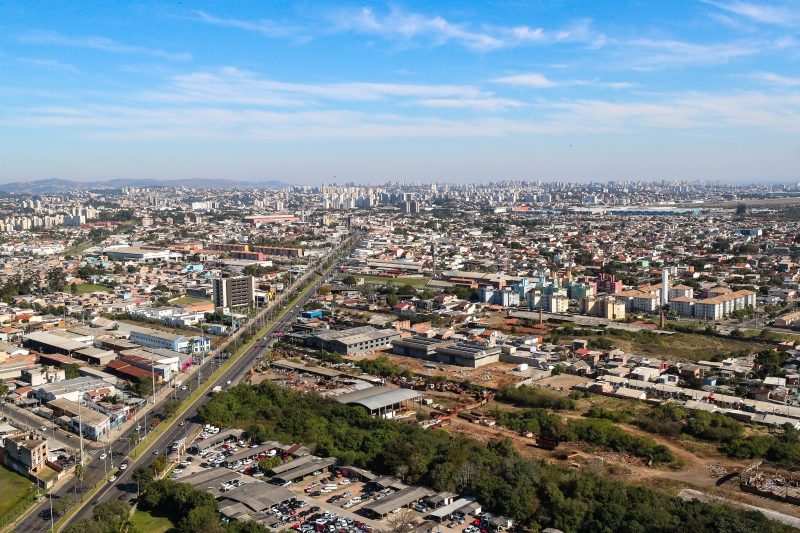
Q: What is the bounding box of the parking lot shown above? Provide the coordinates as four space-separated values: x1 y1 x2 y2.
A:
168 426 502 533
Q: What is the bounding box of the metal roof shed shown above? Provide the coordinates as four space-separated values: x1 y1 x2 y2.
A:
361 486 434 518
272 457 336 483
343 388 422 415
427 497 476 521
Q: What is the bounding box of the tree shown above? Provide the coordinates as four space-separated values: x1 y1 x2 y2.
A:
163 401 181 419
397 284 417 296
74 462 85 482
131 466 155 492
46 268 66 292
342 275 357 286
151 455 168 474
63 364 81 380
93 500 131 528
384 509 416 533
385 294 398 306
0 378 8 397
736 203 748 216
70 282 78 295
52 495 72 516
62 519 104 533
258 456 282 471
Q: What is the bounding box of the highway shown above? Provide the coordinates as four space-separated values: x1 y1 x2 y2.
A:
13 236 355 533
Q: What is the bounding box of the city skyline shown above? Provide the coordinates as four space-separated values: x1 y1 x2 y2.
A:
1 1 799 184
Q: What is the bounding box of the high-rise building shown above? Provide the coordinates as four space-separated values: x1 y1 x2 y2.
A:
661 269 669 306
402 201 420 214
212 276 255 309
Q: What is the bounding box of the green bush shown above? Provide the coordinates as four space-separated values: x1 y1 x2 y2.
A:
498 385 576 411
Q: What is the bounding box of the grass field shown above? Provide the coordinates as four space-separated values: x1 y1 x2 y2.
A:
338 275 430 288
74 283 113 294
602 331 755 362
170 296 210 305
0 466 35 519
129 509 174 533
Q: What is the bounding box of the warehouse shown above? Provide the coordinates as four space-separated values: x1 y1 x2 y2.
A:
392 336 454 361
104 246 174 262
306 326 400 356
336 387 421 417
433 344 501 368
24 331 89 356
74 347 117 366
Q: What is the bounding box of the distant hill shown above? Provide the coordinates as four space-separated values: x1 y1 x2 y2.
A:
0 178 293 194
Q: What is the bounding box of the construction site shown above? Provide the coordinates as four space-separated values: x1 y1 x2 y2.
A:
741 462 800 505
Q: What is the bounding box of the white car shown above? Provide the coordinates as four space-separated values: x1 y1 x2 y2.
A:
108 476 117 482
99 453 107 460
181 386 187 390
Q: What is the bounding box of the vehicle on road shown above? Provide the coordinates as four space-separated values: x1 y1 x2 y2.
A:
108 476 117 482
39 425 46 431
153 449 160 455
119 461 128 470
99 453 107 460
179 421 185 426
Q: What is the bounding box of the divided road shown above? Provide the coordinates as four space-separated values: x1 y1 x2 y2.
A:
14 237 355 533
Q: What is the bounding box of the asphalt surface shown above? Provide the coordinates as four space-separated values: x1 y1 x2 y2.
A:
14 238 355 533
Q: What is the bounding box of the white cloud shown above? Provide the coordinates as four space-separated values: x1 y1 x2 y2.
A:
17 58 77 73
145 67 490 105
752 72 800 85
19 31 191 61
415 98 524 110
331 8 604 51
623 38 760 68
492 73 632 89
194 11 300 38
493 73 560 88
703 0 800 27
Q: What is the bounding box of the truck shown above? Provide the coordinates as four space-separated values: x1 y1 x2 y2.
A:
212 386 223 394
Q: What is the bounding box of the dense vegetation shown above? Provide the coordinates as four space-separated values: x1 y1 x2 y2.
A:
141 478 267 533
498 385 577 411
198 381 794 532
355 355 413 378
588 403 800 465
496 408 677 465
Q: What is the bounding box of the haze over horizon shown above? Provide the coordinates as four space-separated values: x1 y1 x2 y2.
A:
1 1 799 185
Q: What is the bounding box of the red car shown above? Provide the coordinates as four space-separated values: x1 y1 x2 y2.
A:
118 493 128 500
292 525 300 530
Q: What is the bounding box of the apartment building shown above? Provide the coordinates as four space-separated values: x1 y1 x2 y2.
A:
212 275 255 309
4 433 47 480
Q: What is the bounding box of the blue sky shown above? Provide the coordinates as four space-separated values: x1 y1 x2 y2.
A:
1 0 799 184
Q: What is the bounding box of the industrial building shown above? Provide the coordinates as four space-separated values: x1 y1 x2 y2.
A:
213 275 255 309
24 331 90 356
103 246 174 262
433 344 501 368
335 387 421 417
306 326 400 356
392 336 454 361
